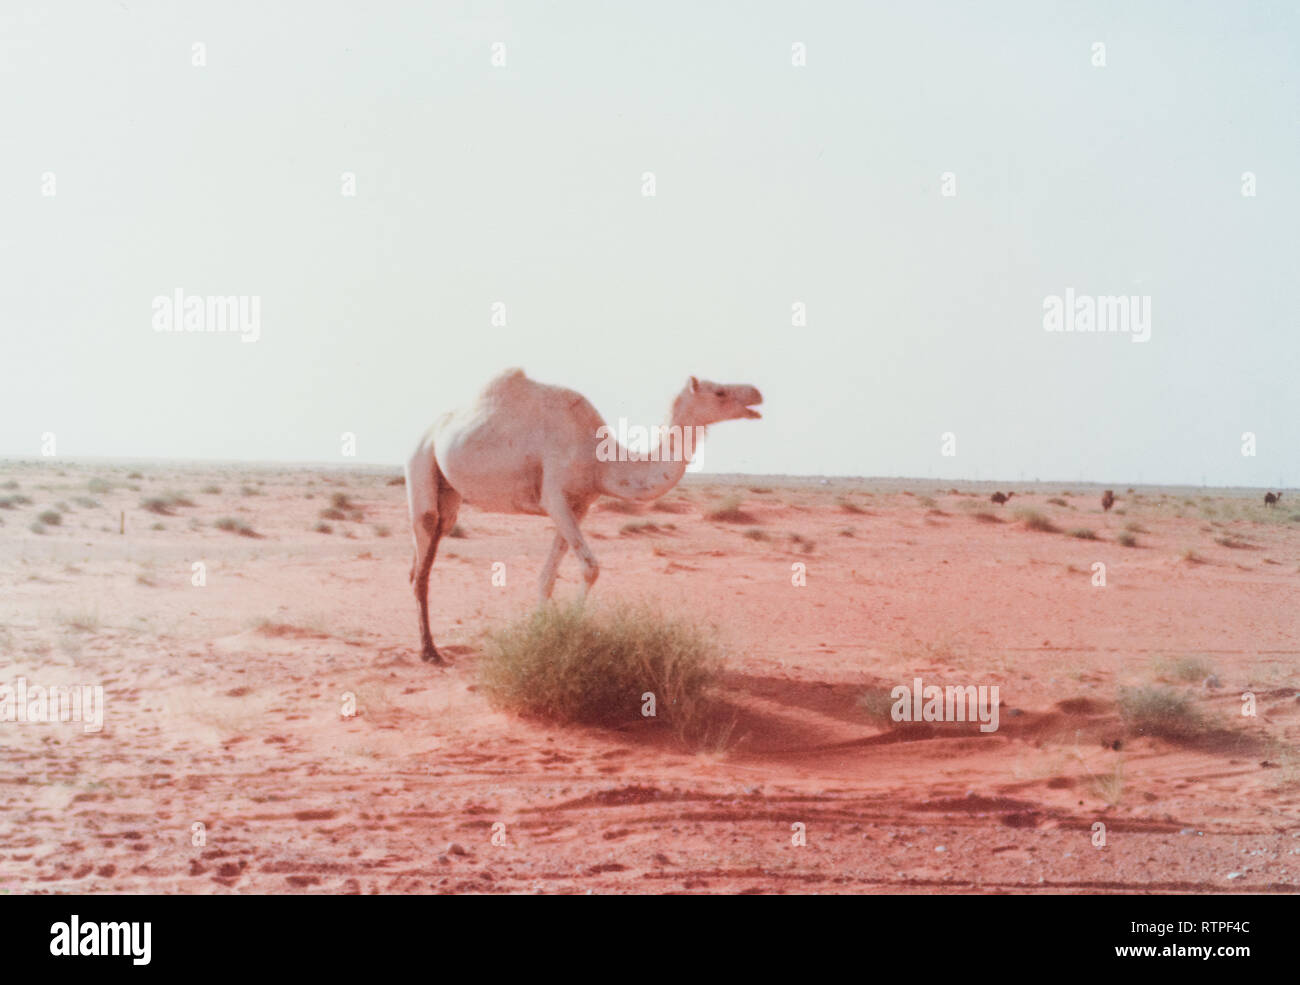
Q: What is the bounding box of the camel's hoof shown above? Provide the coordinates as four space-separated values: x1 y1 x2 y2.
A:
421 646 445 665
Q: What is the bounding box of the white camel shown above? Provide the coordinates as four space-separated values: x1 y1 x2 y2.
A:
404 369 763 663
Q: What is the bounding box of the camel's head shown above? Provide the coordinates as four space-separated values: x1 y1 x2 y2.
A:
678 377 763 426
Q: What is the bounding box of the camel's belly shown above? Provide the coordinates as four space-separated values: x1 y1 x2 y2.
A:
440 457 545 516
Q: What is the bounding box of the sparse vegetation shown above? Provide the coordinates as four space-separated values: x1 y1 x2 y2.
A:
743 528 769 541
201 484 222 495
479 602 730 747
314 522 333 534
706 495 755 524
1117 531 1139 547
620 521 662 535
1156 654 1215 684
651 497 690 514
1117 685 1205 741
215 516 258 537
38 510 62 526
58 610 102 632
1214 535 1254 550
1014 509 1059 533
1068 528 1098 540
141 492 195 515
597 498 642 515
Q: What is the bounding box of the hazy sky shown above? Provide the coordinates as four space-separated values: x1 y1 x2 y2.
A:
2 1 1297 486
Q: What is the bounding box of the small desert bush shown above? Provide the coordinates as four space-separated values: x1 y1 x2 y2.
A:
72 496 100 509
373 524 391 537
838 496 867 514
620 521 661 535
1068 528 1098 540
38 510 62 526
1214 535 1254 550
1123 521 1147 533
479 602 728 747
319 507 347 521
1015 509 1058 533
127 471 143 480
330 492 353 510
597 498 642 515
1156 654 1215 684
1117 531 1139 547
788 532 814 553
858 685 979 733
141 492 194 515
215 517 258 537
706 495 755 524
240 485 261 496
1181 548 1206 564
743 528 769 541
0 480 19 490
447 524 468 538
651 497 690 514
1047 497 1069 507
1117 686 1205 741
201 484 222 495
314 522 333 534
58 610 102 632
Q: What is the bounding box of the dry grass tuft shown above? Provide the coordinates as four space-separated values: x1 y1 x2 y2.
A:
479 602 731 749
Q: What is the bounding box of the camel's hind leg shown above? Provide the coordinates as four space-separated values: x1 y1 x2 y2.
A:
406 440 461 663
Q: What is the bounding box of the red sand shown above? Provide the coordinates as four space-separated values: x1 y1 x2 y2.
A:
1 464 1298 893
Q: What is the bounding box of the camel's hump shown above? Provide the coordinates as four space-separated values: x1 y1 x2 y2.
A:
482 367 529 395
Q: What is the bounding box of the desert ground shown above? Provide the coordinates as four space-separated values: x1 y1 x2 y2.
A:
1 461 1298 894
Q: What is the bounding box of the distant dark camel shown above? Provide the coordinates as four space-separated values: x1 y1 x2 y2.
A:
1101 490 1115 512
990 492 1013 505
1264 491 1281 507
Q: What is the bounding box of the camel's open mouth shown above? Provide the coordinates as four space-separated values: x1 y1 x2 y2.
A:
741 406 762 419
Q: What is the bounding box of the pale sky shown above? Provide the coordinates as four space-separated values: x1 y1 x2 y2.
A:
2 1 1297 486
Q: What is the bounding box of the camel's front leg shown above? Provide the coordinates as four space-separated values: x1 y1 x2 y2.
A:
538 532 569 602
541 488 598 595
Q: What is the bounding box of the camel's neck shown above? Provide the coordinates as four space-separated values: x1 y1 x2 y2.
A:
595 396 705 501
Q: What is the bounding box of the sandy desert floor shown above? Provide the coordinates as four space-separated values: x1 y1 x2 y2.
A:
1 461 1298 894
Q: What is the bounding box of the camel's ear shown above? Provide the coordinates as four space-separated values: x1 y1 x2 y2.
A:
688 376 700 394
